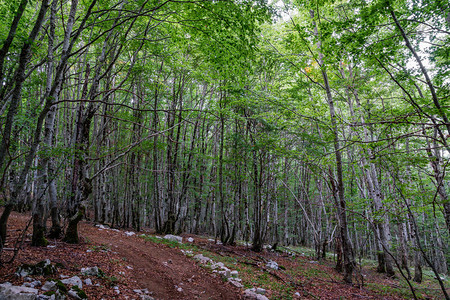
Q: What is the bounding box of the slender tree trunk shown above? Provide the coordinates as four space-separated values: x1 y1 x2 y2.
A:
310 9 354 282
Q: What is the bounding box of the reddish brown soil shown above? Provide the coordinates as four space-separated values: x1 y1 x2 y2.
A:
79 222 240 299
0 211 241 299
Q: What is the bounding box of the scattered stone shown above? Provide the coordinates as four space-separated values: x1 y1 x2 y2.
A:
95 224 109 230
228 279 243 288
68 290 80 299
256 288 266 295
81 266 101 277
61 276 82 289
140 296 154 300
133 289 142 294
24 277 33 282
181 249 193 257
119 271 125 275
294 292 301 297
59 275 69 279
46 245 56 248
0 282 12 288
124 231 135 236
193 254 211 264
207 239 215 242
16 260 57 277
218 270 231 279
84 278 92 286
167 259 173 264
68 286 87 299
0 282 39 300
42 281 57 292
163 235 182 243
126 266 133 270
187 237 194 243
213 262 225 269
243 289 269 300
308 261 318 264
230 270 239 277
266 260 278 270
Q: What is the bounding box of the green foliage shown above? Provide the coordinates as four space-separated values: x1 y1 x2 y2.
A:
71 286 88 299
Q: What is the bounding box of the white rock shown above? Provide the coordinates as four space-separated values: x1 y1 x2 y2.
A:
133 289 142 294
218 270 231 278
84 278 92 286
266 260 278 270
163 235 182 243
126 266 133 270
187 237 194 243
0 283 39 300
96 224 109 230
30 281 41 288
228 279 243 288
243 289 269 300
181 250 193 257
256 288 266 295
61 276 82 289
81 266 100 276
294 292 301 297
124 231 135 236
193 254 211 264
0 282 12 288
230 270 239 277
68 288 83 299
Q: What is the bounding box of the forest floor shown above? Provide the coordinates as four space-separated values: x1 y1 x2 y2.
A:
0 211 448 299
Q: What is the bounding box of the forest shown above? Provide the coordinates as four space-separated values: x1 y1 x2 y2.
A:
0 0 449 299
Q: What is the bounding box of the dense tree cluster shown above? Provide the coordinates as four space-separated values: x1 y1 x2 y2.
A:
0 0 448 297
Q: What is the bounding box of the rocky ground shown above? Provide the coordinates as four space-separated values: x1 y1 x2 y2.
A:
0 211 447 299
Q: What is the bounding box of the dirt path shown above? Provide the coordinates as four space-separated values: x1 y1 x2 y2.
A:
80 223 241 300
